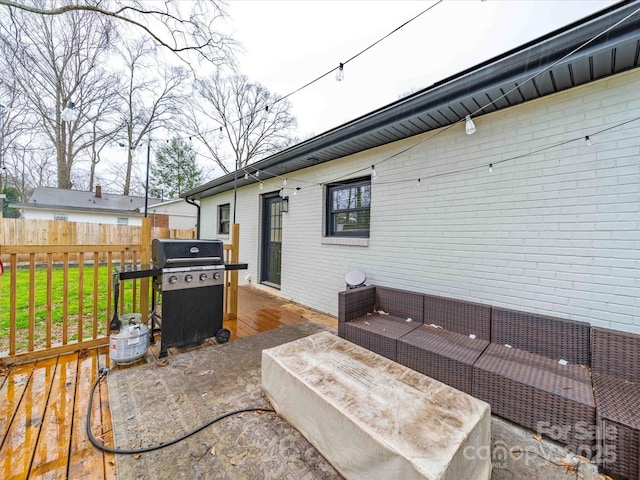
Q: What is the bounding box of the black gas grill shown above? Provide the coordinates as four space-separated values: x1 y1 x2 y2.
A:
151 239 230 357
117 239 247 358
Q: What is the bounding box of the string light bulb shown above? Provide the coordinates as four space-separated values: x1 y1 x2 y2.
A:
283 178 287 186
259 182 264 190
465 115 476 135
244 173 249 180
488 163 493 173
371 165 378 180
336 63 344 82
585 136 592 147
294 187 301 195
218 127 224 139
60 101 77 123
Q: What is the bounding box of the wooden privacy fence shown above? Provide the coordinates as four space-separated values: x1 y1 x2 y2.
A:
0 219 241 365
0 218 196 264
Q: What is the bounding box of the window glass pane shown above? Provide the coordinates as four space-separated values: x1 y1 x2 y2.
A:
220 205 229 221
327 177 371 237
269 200 282 242
332 184 370 211
333 209 370 233
358 184 371 208
218 204 230 234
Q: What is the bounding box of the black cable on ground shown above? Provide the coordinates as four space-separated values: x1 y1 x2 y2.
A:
87 368 276 455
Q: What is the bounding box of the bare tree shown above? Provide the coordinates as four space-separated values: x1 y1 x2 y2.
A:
116 37 189 195
0 3 122 189
7 141 56 199
0 0 237 67
0 0 237 195
183 74 298 174
0 86 28 192
84 92 123 192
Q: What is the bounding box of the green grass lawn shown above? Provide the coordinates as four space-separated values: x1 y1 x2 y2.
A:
0 263 148 353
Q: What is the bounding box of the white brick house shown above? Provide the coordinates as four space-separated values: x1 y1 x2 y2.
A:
185 3 640 334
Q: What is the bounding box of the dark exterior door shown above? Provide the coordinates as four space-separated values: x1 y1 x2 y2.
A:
261 194 283 287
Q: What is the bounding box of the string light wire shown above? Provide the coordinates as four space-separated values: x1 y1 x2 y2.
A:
270 112 640 197
371 114 640 187
285 4 640 189
337 1 444 69
159 1 445 144
145 4 639 199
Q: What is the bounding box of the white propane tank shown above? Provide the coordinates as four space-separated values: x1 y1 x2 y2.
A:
109 313 149 365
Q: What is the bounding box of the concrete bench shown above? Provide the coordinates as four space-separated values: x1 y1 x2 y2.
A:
262 331 491 480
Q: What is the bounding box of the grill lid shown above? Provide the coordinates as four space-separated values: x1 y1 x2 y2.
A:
152 239 224 268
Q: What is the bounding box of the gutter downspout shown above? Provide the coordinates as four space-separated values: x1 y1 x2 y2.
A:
185 196 200 239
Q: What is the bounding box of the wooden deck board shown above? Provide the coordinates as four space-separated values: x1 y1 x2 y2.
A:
29 353 78 479
0 357 57 480
1 295 338 479
0 362 34 442
67 350 107 479
97 347 117 480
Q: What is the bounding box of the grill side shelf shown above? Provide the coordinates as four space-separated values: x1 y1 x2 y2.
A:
118 265 162 280
224 263 248 271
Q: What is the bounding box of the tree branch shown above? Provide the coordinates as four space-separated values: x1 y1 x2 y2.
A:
0 0 237 65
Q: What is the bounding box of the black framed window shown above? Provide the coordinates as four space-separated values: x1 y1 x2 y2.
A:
218 203 230 235
326 177 371 237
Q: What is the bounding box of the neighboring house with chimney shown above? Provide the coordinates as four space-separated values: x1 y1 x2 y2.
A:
11 185 168 226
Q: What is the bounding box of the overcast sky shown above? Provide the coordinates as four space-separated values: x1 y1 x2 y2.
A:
225 0 620 139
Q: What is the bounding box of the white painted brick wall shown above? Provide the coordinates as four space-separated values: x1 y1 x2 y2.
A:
201 69 640 334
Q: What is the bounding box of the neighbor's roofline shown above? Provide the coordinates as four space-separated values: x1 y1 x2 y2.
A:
11 203 147 216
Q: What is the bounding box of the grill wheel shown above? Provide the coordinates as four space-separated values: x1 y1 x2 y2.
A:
216 328 231 344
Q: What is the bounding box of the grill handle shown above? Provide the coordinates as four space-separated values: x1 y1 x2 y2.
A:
165 256 222 265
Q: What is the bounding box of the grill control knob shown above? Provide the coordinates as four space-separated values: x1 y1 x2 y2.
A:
185 274 193 282
168 275 178 284
213 272 222 280
200 273 208 281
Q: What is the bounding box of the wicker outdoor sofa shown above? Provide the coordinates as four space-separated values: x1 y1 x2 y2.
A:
338 285 640 480
591 327 640 480
472 307 595 451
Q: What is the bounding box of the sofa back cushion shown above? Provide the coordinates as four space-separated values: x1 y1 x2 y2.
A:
491 307 591 365
591 327 640 382
423 295 491 341
375 287 424 323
